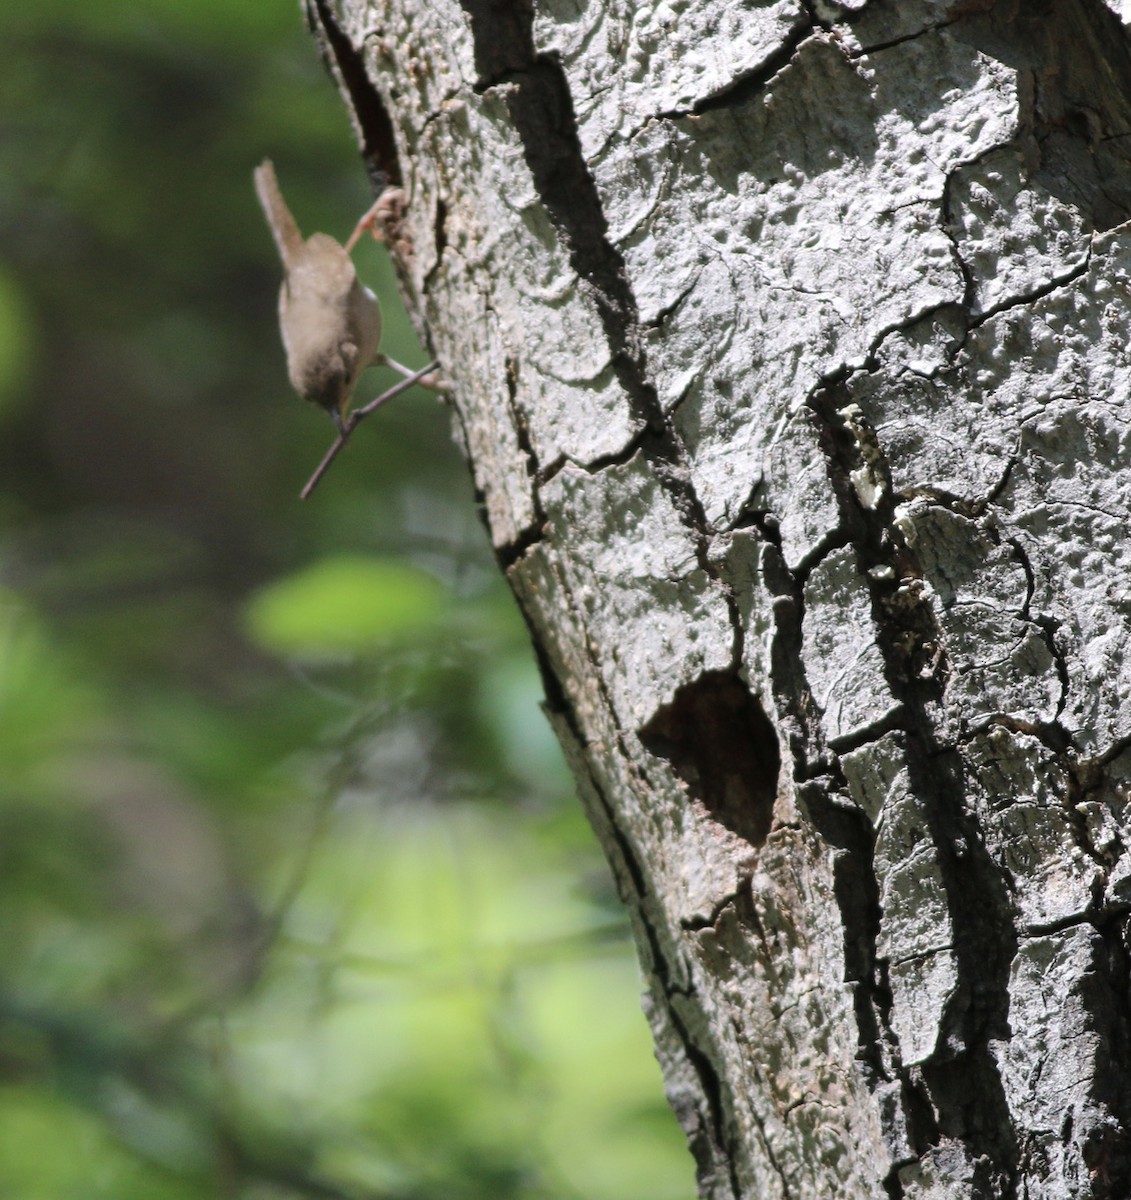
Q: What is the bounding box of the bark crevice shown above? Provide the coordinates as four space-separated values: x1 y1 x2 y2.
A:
495 355 548 569
459 0 757 714
656 12 815 119
806 373 1022 1191
303 0 404 188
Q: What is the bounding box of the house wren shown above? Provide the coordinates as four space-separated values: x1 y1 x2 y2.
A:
254 159 390 436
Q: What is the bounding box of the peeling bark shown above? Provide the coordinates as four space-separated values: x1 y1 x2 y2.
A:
308 0 1131 1195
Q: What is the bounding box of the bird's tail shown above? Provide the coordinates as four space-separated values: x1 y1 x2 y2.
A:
254 159 305 269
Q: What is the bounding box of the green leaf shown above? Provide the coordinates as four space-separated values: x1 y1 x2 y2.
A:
244 556 447 654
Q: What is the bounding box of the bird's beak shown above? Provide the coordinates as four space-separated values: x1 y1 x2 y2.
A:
332 402 349 439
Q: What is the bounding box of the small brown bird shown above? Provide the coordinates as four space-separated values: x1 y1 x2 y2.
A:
254 159 390 436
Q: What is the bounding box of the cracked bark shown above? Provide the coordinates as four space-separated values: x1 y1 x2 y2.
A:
309 0 1131 1195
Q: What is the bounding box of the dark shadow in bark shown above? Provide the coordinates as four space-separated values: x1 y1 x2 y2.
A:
807 374 1023 1194
640 671 779 848
303 0 403 188
946 0 1131 230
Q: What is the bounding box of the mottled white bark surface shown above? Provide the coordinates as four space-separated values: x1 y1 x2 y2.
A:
307 0 1131 1194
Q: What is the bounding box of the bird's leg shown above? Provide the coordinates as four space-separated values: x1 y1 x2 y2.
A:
354 360 443 420
375 353 451 393
343 188 405 254
343 201 385 254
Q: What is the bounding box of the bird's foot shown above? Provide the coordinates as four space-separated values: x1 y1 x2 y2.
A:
344 188 406 254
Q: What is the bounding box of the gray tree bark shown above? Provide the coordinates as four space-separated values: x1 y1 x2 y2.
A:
304 0 1131 1195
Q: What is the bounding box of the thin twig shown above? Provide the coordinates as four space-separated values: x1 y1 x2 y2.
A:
299 361 440 501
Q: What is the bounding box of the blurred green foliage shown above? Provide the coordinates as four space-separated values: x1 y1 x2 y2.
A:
0 0 694 1196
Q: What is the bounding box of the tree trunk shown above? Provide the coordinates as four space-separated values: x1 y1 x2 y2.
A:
304 0 1131 1195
